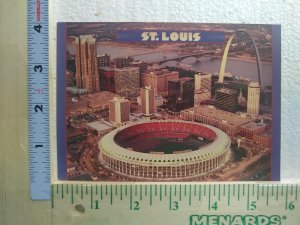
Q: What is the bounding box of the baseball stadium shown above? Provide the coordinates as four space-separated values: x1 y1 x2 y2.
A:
99 120 231 181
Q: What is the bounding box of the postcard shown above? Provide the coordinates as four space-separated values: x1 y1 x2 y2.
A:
56 22 280 181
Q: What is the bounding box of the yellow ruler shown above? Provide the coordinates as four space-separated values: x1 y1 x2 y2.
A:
52 183 299 225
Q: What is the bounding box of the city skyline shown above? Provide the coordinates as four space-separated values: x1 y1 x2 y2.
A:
60 22 278 182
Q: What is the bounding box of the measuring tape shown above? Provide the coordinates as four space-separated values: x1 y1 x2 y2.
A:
52 183 299 225
28 0 50 200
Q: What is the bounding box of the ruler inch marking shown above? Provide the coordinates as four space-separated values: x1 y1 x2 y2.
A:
130 185 133 210
189 185 192 206
169 186 172 211
285 185 289 211
276 184 279 201
110 185 113 205
238 184 240 201
267 185 269 206
91 186 93 209
247 184 250 211
150 185 152 206
218 184 221 201
61 184 64 199
208 184 211 210
120 185 123 200
160 184 162 201
71 185 74 204
51 185 54 208
228 184 231 206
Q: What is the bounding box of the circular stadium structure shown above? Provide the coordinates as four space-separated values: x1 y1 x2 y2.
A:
99 120 231 181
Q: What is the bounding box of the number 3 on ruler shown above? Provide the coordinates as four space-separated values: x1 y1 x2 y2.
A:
34 65 43 73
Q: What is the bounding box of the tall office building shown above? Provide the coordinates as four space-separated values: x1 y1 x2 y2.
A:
99 67 115 92
247 82 260 115
114 67 140 98
195 73 212 91
109 97 130 124
141 86 155 116
97 54 110 67
75 35 99 92
142 69 179 95
214 88 238 112
194 73 212 106
168 77 195 111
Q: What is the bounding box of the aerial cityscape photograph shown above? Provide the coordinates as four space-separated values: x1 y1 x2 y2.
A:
59 22 277 182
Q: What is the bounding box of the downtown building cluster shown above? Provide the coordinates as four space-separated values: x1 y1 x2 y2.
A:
69 34 270 150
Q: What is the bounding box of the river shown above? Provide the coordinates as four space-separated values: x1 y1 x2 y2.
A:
67 44 272 86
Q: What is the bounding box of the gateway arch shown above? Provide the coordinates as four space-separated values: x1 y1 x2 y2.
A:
218 29 262 85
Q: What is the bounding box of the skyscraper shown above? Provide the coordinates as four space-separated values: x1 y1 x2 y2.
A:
142 69 179 95
141 86 155 116
214 88 238 112
114 67 140 98
97 54 110 67
75 35 99 92
109 97 130 125
195 73 212 91
194 73 212 106
99 67 115 92
168 77 195 111
247 82 260 115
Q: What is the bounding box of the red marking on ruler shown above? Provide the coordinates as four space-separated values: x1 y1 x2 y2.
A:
36 0 41 21
34 88 44 94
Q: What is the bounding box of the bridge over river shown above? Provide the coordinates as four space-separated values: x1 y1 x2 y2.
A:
146 50 216 65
